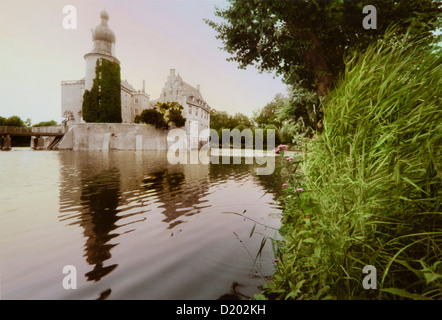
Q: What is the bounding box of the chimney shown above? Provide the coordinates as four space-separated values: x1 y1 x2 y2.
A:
142 79 145 93
170 68 175 76
196 84 200 91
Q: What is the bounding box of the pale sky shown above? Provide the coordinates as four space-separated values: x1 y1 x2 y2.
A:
0 0 287 124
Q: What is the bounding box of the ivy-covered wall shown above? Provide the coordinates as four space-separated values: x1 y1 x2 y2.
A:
82 58 122 123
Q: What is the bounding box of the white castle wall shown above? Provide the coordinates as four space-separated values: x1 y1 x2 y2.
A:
61 80 85 123
57 123 170 151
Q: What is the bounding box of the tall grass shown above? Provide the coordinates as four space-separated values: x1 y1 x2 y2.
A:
261 30 441 300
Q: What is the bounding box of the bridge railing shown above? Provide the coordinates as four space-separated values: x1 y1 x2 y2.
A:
0 126 65 135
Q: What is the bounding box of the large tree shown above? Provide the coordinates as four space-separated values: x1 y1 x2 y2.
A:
83 59 122 123
253 93 286 128
206 0 441 97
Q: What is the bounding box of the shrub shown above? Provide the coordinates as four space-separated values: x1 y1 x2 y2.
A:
135 102 186 130
135 108 168 130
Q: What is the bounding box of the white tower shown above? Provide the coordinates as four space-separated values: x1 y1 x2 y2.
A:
84 10 120 91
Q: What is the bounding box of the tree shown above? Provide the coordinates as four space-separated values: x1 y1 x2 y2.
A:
4 115 25 127
134 102 186 129
206 0 441 97
99 59 122 123
168 108 186 128
210 109 233 132
33 120 59 127
82 58 122 123
278 86 320 132
232 112 254 129
210 109 254 132
253 93 286 128
135 108 168 129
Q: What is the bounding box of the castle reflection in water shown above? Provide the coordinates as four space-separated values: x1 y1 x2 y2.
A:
57 150 282 299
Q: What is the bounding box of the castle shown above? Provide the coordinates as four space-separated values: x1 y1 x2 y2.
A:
61 10 210 138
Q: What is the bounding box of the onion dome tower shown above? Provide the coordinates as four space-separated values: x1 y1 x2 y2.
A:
84 10 120 91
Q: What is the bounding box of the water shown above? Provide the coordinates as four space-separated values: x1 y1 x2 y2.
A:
0 148 282 300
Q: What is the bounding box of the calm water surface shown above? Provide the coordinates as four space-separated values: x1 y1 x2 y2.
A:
0 148 282 299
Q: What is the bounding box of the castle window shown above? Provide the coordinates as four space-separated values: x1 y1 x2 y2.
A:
189 106 192 114
135 109 139 114
135 99 138 103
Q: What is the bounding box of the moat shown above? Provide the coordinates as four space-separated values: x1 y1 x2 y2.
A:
0 148 282 299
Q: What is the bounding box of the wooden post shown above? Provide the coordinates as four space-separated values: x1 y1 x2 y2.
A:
1 134 11 151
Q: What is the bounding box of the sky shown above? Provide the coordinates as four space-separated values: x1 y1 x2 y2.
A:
0 0 288 124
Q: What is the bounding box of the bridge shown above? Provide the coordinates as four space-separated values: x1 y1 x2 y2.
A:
0 126 66 151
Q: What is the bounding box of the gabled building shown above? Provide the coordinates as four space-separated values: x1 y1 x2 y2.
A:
156 68 210 136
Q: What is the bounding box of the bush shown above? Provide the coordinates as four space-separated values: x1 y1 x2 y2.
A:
135 102 186 130
33 120 58 127
135 108 168 130
264 29 442 300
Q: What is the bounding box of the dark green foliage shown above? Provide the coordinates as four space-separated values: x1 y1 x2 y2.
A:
82 59 122 123
82 79 100 122
0 115 29 146
278 86 321 136
209 109 281 147
168 108 186 128
206 0 441 96
135 108 168 129
135 101 186 130
33 120 58 127
99 59 122 123
210 109 253 133
253 94 285 129
1 115 25 127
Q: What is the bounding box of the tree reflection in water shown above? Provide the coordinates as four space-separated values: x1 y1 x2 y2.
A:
80 169 121 282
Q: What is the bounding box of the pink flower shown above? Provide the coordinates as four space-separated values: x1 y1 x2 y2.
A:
272 146 281 154
286 156 294 162
294 188 304 193
278 145 288 150
282 183 288 188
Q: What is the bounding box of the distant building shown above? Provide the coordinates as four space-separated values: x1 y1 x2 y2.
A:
156 68 210 137
61 10 210 137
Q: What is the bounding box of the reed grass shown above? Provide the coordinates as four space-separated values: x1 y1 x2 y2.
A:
260 29 442 300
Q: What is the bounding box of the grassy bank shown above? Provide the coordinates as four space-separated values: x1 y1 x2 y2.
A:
259 30 441 300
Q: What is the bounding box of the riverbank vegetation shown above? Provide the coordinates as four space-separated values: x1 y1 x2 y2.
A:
259 31 441 300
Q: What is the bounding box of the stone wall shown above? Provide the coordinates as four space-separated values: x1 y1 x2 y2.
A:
61 80 85 123
57 123 170 151
30 136 56 150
